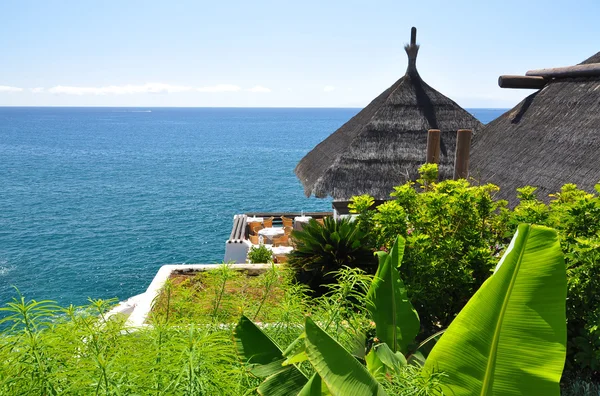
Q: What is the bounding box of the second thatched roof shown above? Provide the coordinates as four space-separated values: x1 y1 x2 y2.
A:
469 51 600 204
295 28 482 200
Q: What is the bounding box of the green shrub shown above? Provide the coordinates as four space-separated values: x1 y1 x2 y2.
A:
351 171 600 382
248 243 273 263
351 164 505 334
287 217 377 295
0 293 248 395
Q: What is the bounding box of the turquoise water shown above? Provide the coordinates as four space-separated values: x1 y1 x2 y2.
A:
0 107 506 305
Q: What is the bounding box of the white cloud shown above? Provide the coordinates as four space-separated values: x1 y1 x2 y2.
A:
323 85 335 92
197 84 241 93
48 83 193 95
247 85 271 93
0 85 23 93
22 82 272 96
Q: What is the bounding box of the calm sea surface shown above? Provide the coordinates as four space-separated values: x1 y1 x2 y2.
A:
0 107 506 305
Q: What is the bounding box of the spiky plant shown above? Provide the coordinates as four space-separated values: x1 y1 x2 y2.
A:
288 217 376 295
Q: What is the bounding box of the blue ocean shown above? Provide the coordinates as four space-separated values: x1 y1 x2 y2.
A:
0 107 506 306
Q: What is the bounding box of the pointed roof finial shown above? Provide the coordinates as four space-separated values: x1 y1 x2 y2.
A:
405 26 420 76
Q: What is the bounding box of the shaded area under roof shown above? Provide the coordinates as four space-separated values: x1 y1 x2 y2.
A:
295 28 482 201
470 51 600 204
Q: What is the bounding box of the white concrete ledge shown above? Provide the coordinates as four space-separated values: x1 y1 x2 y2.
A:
124 263 276 328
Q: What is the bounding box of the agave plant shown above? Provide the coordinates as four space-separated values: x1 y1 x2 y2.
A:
288 217 376 295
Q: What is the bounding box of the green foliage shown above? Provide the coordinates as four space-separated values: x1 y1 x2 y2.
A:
234 263 444 395
508 183 600 381
354 177 504 334
238 226 568 395
288 217 377 295
304 316 388 396
424 224 567 395
348 194 375 214
233 315 309 395
562 378 600 396
150 264 293 324
417 163 439 187
0 294 247 395
249 244 274 263
352 177 600 382
366 236 420 354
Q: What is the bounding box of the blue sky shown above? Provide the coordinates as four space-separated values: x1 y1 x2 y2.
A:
1 0 598 108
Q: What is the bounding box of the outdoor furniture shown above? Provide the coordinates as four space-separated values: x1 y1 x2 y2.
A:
272 235 289 247
315 218 324 226
294 215 312 231
246 216 263 224
263 217 274 228
258 227 285 244
248 222 263 234
274 254 288 263
283 226 293 236
281 216 293 227
249 234 259 244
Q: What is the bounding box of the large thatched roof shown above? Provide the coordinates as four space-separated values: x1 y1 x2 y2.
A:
469 51 600 204
295 28 483 200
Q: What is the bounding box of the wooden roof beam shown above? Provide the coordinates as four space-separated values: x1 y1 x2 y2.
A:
526 63 600 78
498 75 548 89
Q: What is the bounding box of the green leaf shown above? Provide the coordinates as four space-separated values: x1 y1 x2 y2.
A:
297 373 331 396
366 236 420 354
234 315 282 368
372 343 407 374
258 366 311 396
424 224 567 395
365 349 386 381
283 351 308 366
304 317 387 396
234 315 308 394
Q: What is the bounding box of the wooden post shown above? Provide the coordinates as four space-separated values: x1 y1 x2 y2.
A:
426 129 441 164
453 129 472 180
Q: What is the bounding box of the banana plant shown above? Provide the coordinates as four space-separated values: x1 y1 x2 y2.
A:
236 225 568 395
233 316 309 395
366 235 420 355
424 224 567 395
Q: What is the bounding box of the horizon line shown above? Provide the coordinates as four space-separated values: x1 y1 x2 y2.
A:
0 105 511 110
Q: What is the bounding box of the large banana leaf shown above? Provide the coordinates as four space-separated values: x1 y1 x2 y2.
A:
233 315 308 395
366 235 420 354
304 317 388 396
297 373 330 396
424 224 567 395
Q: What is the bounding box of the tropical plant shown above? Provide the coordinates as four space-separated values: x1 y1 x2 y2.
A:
350 164 506 335
288 217 377 295
506 183 600 381
236 225 568 395
366 235 419 355
424 224 567 395
248 244 273 263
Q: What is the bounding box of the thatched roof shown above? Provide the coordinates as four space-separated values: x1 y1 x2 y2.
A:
469 51 600 204
295 28 483 200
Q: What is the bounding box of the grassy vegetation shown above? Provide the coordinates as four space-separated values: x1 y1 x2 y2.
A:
150 264 290 324
0 264 448 395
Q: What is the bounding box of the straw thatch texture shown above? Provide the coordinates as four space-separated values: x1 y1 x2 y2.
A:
295 36 482 200
470 51 600 204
